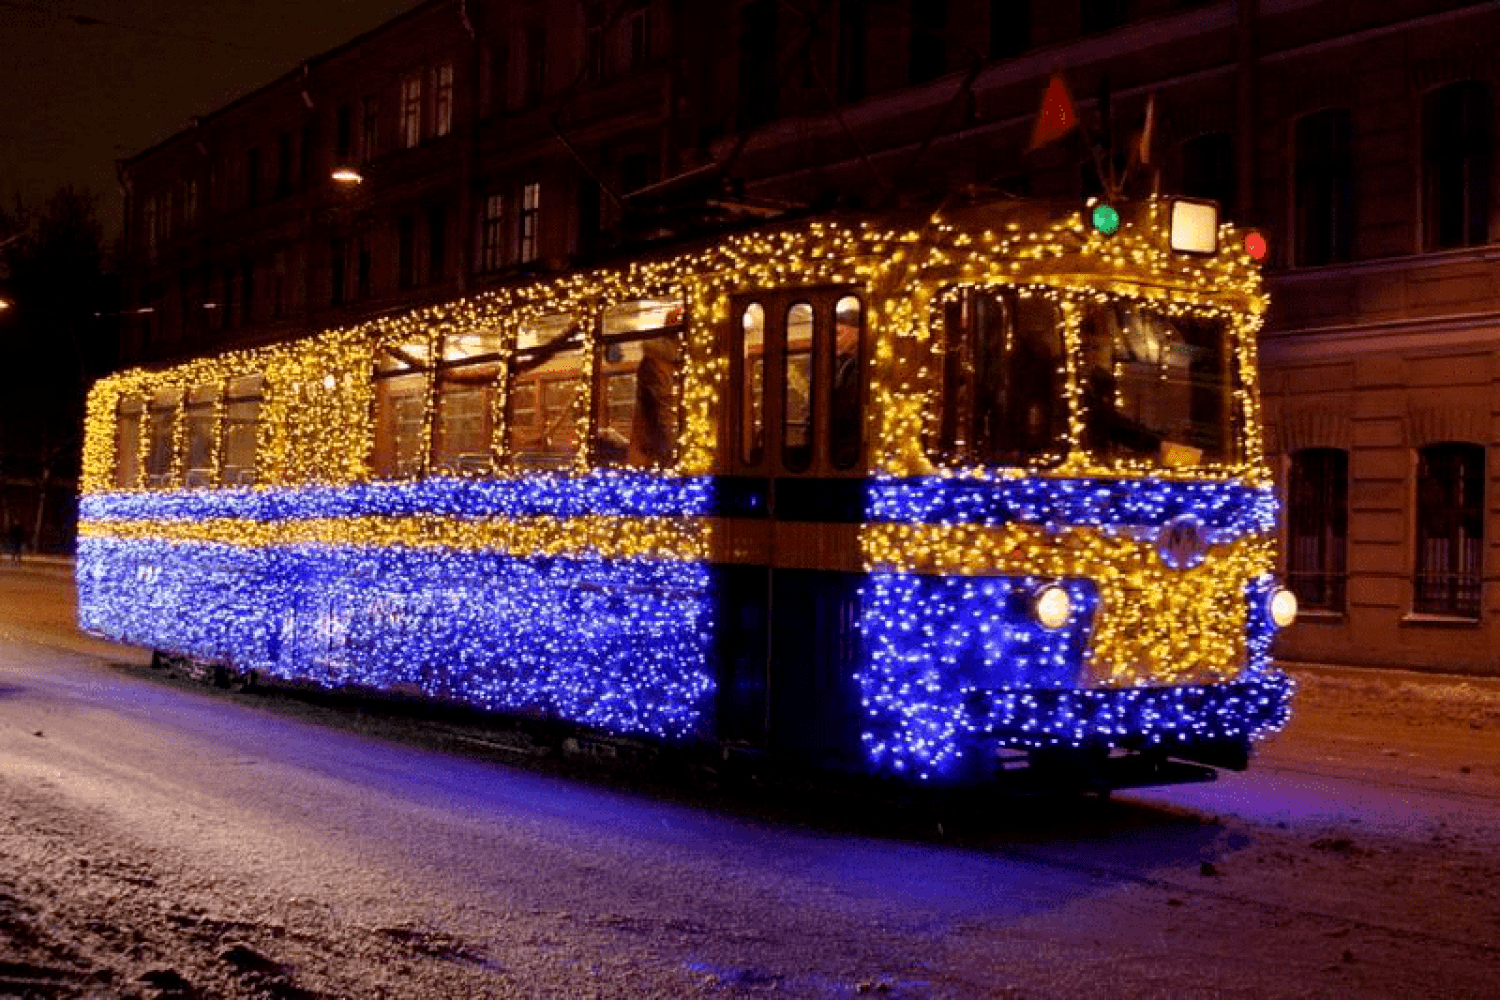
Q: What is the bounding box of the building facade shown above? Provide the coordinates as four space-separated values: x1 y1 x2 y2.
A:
116 0 1500 674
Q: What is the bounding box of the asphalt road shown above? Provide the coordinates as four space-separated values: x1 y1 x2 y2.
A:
2 561 1499 998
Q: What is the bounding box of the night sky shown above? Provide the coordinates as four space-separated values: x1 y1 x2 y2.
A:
0 0 422 239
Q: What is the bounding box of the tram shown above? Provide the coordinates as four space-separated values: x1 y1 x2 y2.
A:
77 193 1296 789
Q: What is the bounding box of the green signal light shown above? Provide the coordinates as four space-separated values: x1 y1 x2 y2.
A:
1091 202 1120 236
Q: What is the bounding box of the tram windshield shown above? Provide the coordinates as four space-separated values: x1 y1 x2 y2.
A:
1080 301 1240 467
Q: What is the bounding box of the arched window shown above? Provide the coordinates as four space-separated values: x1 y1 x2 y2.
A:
1424 81 1492 250
1181 131 1236 219
1287 448 1348 612
1294 109 1355 266
1414 442 1484 617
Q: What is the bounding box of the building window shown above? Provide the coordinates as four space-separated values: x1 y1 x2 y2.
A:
1294 108 1355 266
519 182 541 263
1287 448 1348 612
1414 442 1484 617
330 237 347 306
335 103 353 160
909 0 947 85
480 193 505 272
584 3 606 82
1424 81 1492 250
427 203 448 283
487 42 510 116
184 181 198 229
524 23 546 106
397 214 417 289
300 122 316 188
143 196 158 256
737 0 778 131
400 73 423 148
356 236 373 299
837 0 866 104
276 132 293 197
624 1 650 70
431 62 454 138
991 0 1030 59
246 147 261 207
1081 0 1127 34
361 96 380 162
1181 131 1236 219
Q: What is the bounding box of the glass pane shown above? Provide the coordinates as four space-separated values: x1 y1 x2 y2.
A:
440 328 503 363
145 390 181 487
1082 301 1235 467
372 371 428 478
115 401 142 489
602 296 684 336
594 332 681 467
376 334 433 374
741 303 765 465
509 316 582 470
434 359 501 474
222 399 260 485
830 295 862 469
783 302 813 471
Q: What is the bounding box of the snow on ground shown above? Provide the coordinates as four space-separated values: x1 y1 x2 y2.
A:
2 563 1500 998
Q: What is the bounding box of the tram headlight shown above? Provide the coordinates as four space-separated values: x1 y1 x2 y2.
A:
1031 584 1073 631
1268 587 1298 629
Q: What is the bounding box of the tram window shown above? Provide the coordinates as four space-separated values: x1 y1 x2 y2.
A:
372 335 433 479
435 329 503 474
783 302 814 471
830 295 863 469
595 297 684 468
1081 301 1237 466
508 313 582 470
145 389 183 488
183 384 220 488
115 396 143 489
932 289 1065 467
740 303 765 465
221 375 263 486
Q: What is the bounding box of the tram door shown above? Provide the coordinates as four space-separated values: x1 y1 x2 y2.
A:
720 288 866 764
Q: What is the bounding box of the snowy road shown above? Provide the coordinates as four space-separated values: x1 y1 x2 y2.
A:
2 563 1499 998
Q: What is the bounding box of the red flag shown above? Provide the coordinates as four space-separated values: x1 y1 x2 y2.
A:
1028 71 1078 151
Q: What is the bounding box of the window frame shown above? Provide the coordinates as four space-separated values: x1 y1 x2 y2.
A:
1286 447 1349 614
1412 442 1485 619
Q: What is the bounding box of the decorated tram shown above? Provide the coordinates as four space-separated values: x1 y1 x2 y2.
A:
77 194 1296 788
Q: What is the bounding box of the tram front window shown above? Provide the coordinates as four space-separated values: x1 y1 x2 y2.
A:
932 288 1066 467
1081 301 1239 467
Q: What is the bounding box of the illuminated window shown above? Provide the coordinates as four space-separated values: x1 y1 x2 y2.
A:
480 193 505 272
221 376 263 486
115 397 143 489
783 302 814 472
595 297 684 467
400 73 423 148
1424 81 1491 250
508 313 582 469
434 329 504 474
519 181 541 263
1287 448 1347 612
1294 108 1354 266
932 288 1066 467
830 294 863 470
372 336 433 479
183 385 219 488
1414 443 1484 618
739 302 765 465
431 62 454 138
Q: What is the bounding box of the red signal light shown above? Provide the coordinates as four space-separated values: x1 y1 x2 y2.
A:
1243 231 1267 261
